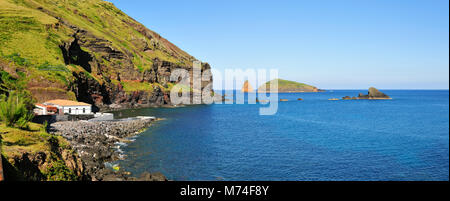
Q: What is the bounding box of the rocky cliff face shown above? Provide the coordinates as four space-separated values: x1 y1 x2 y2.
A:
0 0 213 110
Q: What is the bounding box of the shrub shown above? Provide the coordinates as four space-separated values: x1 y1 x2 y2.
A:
0 91 34 129
39 121 49 134
45 160 79 181
37 61 69 72
5 53 31 66
0 70 28 94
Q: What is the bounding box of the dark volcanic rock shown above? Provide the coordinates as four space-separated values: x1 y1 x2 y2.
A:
343 87 391 100
358 87 391 99
135 172 167 181
342 96 352 100
49 118 163 181
34 6 214 110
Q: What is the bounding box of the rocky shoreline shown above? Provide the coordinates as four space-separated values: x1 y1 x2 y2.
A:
49 117 167 181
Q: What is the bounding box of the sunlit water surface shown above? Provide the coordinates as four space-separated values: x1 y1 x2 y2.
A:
113 90 449 181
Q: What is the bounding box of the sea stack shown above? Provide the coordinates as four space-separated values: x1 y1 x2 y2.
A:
241 80 254 93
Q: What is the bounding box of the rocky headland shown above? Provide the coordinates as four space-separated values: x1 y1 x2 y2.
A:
49 117 166 181
0 0 215 113
258 79 324 93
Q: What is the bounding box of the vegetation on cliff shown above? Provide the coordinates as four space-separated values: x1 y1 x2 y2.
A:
0 0 212 110
0 121 83 181
0 92 34 129
257 79 321 93
0 69 35 129
0 50 80 181
0 0 213 180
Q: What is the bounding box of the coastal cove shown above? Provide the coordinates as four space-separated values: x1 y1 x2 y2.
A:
0 0 447 185
112 90 449 181
48 116 167 181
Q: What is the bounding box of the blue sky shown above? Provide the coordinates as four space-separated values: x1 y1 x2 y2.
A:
108 0 449 89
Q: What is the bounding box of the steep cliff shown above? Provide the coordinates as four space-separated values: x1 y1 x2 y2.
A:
0 0 212 111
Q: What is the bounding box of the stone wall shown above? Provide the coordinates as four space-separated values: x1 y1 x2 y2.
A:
67 114 95 121
89 113 114 122
33 114 95 124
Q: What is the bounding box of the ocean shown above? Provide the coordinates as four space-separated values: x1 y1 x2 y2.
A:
113 90 449 181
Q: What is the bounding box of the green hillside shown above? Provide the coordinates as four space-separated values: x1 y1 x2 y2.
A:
0 0 208 109
257 79 321 93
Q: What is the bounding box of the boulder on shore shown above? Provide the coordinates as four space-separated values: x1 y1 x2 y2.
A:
49 117 159 181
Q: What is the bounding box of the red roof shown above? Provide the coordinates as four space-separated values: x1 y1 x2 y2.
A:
44 99 91 106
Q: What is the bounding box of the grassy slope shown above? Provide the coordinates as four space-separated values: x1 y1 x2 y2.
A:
258 79 318 92
0 0 195 99
0 0 73 99
120 80 153 94
0 122 79 181
1 123 49 156
1 0 196 180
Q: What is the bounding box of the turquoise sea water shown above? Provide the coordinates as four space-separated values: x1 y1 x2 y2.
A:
113 90 449 181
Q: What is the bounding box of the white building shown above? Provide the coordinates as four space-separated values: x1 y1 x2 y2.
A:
34 104 57 115
43 99 92 115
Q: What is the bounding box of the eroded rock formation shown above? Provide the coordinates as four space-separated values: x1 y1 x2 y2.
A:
342 87 391 100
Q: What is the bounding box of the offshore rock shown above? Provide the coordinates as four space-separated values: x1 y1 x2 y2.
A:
342 87 391 100
241 80 254 93
359 87 392 99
